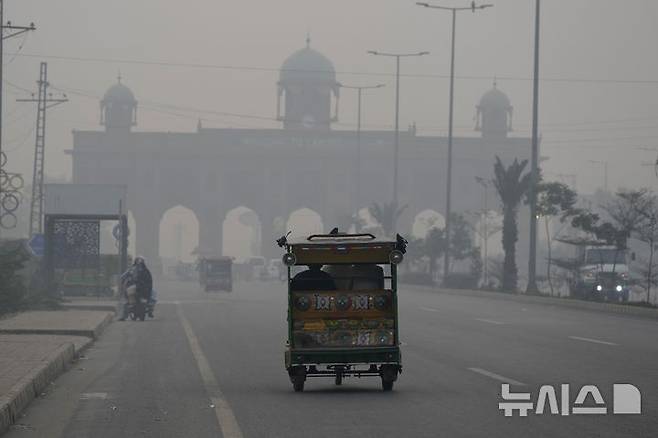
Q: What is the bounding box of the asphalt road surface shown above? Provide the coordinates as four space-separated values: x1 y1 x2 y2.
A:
5 279 657 438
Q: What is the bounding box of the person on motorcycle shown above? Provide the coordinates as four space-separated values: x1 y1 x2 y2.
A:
134 256 154 317
119 256 154 320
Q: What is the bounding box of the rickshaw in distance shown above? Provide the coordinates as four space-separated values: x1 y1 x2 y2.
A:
277 232 407 392
198 256 233 292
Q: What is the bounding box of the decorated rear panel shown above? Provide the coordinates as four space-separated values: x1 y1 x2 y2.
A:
291 290 396 349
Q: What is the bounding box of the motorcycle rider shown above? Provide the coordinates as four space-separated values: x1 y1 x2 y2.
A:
119 256 154 320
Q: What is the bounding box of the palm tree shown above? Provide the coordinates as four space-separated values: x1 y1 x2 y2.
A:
492 156 531 292
369 201 407 236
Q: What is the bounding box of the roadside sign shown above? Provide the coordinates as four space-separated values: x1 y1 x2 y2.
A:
27 233 45 257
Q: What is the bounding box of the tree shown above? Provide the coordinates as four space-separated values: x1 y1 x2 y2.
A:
423 227 445 280
369 201 407 236
535 181 578 295
569 189 658 303
448 213 475 265
0 242 30 314
616 189 658 303
492 156 531 292
335 212 366 233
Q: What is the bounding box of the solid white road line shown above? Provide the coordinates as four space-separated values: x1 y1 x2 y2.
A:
468 368 526 386
568 336 618 346
177 305 244 438
474 318 504 325
419 307 439 312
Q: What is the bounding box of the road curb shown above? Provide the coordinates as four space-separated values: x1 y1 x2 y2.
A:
61 303 118 313
0 343 75 435
0 312 113 434
0 312 114 340
404 284 658 320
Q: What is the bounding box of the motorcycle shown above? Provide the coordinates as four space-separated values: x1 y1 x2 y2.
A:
124 285 155 321
128 295 154 321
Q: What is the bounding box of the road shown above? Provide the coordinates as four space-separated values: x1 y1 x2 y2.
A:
5 279 657 438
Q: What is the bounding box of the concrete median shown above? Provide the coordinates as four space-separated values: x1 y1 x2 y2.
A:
404 283 658 320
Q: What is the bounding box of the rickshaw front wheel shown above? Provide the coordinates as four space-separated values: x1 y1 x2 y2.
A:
382 379 394 391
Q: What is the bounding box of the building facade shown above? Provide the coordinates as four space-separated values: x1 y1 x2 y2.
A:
69 42 532 265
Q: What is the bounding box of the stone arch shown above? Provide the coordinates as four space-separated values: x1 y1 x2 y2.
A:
159 205 200 266
223 206 262 260
286 208 324 238
411 209 445 239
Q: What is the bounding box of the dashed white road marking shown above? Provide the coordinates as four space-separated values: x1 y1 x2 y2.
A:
177 305 243 438
468 368 526 386
419 307 439 312
80 392 108 400
568 336 618 346
475 318 504 325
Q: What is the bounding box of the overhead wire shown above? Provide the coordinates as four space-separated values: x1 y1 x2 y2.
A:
9 52 658 85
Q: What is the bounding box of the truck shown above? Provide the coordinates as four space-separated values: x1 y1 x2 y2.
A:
570 245 632 302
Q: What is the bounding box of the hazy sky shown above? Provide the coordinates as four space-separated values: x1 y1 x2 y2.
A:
3 0 658 195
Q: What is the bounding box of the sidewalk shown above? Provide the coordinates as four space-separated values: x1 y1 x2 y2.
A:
0 306 114 435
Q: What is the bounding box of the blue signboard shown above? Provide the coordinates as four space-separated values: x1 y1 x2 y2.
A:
27 233 45 257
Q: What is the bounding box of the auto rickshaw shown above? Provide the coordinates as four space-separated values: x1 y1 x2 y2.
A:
277 232 407 392
198 256 233 292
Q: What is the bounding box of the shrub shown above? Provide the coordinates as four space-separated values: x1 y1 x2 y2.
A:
0 241 30 314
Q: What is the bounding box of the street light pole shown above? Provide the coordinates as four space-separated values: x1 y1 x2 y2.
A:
367 50 429 213
340 83 385 217
416 1 493 282
527 0 541 294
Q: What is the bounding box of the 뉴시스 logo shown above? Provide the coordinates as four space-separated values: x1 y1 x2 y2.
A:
499 383 641 417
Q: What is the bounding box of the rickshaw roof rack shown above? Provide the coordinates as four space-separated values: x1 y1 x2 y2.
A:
307 233 376 242
286 234 397 246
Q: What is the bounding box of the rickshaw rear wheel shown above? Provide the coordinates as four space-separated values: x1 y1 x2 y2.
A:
380 365 398 391
289 366 306 392
335 372 343 386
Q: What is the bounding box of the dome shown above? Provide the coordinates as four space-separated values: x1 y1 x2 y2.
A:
102 81 136 103
478 85 511 110
100 77 137 131
280 41 336 84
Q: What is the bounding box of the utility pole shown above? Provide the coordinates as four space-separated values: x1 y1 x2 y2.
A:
526 0 541 294
416 1 493 282
367 50 429 214
17 62 67 236
0 1 35 235
339 83 385 217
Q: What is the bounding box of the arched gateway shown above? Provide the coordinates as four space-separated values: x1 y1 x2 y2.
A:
68 42 531 266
